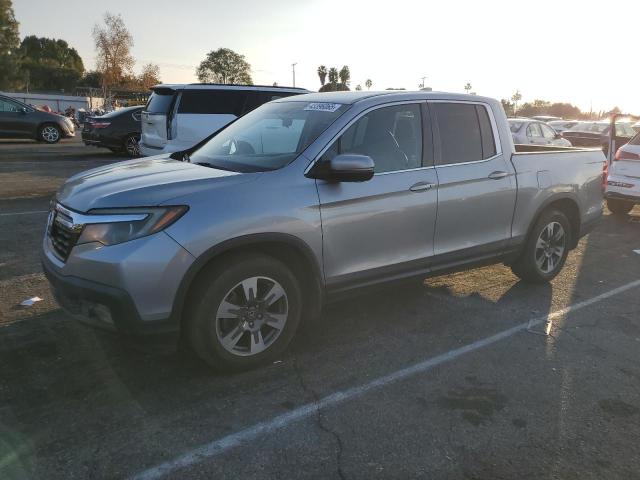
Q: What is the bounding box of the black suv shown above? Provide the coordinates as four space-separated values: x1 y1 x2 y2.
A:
0 94 75 143
82 106 142 157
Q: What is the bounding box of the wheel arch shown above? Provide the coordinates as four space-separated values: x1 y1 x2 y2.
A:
527 194 581 249
171 233 324 334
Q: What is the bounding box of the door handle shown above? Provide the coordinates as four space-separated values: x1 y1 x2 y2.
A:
409 182 436 192
488 171 508 180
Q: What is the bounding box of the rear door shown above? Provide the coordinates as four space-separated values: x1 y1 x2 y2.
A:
316 102 439 290
431 101 517 263
526 122 546 144
141 88 177 149
175 89 247 147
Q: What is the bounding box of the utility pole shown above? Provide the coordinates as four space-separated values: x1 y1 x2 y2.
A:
292 63 297 88
419 76 427 89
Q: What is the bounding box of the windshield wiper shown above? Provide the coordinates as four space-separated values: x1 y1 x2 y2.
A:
194 162 238 172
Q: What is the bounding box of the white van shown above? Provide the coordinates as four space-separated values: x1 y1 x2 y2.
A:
139 84 309 157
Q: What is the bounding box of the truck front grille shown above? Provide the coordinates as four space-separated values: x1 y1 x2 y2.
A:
48 208 82 261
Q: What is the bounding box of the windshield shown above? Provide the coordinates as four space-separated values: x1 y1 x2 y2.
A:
189 101 349 172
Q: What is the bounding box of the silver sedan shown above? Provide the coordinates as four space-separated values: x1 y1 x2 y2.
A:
509 118 572 147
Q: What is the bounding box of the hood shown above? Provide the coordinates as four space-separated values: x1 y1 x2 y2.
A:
57 155 259 211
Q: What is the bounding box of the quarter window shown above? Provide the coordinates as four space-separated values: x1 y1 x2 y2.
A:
434 103 497 164
322 104 424 174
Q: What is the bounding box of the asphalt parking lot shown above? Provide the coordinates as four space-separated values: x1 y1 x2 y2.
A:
1 136 640 480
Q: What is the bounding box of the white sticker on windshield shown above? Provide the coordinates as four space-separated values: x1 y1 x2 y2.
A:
304 102 342 112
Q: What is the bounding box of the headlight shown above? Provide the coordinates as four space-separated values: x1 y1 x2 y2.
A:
77 206 188 246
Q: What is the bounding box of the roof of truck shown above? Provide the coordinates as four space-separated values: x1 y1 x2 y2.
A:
150 83 308 93
273 90 498 105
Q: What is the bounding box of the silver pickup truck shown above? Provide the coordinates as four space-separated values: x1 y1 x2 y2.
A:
42 91 604 370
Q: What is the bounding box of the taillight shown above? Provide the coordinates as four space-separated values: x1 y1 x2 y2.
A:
614 148 640 161
92 122 111 129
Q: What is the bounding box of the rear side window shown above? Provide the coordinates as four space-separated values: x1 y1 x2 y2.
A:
178 90 247 116
241 91 299 115
434 103 497 165
145 91 175 114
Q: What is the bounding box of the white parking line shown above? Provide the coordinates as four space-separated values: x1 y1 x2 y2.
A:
131 278 640 480
0 210 48 217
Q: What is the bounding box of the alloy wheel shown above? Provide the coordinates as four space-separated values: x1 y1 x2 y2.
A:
215 276 289 357
534 221 566 274
42 126 60 143
125 135 140 156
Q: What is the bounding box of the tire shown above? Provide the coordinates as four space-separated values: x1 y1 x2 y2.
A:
123 133 141 157
511 209 572 283
186 254 302 371
38 124 61 144
607 199 634 216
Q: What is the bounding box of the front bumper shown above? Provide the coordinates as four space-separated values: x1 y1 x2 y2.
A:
42 228 195 337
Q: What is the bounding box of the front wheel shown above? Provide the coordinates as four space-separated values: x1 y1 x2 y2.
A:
123 133 141 157
511 209 572 283
186 254 302 371
39 124 61 144
607 199 634 216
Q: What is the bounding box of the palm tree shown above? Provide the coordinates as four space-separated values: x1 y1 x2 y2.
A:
365 79 372 90
464 82 472 94
338 65 350 86
317 65 327 86
328 67 339 85
511 90 522 115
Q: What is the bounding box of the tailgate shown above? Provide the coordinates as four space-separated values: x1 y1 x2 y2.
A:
141 88 178 148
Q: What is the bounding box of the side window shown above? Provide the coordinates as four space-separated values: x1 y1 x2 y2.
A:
433 103 483 164
322 104 423 174
0 98 22 112
476 105 497 158
526 123 542 137
177 90 246 116
540 124 556 139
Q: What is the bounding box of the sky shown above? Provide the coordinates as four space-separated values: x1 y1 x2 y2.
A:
12 0 640 114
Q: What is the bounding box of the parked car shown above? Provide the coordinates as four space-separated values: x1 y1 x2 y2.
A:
82 106 143 157
532 115 562 123
509 118 572 146
562 121 636 155
139 84 309 156
548 120 580 134
632 121 640 133
43 91 604 370
0 93 75 143
605 133 640 215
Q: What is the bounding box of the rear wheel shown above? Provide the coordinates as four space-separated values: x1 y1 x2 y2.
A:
38 124 61 144
123 133 141 157
607 199 634 216
186 254 302 371
511 209 571 283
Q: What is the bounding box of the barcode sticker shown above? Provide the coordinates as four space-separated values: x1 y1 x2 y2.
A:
304 103 342 112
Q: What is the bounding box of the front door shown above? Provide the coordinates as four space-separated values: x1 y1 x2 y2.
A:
315 102 438 290
430 101 517 264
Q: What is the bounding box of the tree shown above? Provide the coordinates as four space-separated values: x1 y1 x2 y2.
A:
464 82 472 94
365 79 372 90
317 65 327 86
327 67 338 84
93 12 135 91
511 90 522 115
138 63 160 90
19 36 84 91
355 84 362 91
77 70 104 89
0 0 22 90
196 47 252 84
338 65 350 86
501 99 515 117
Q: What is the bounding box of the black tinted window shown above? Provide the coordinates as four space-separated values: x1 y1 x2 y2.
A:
145 92 175 114
325 104 423 173
178 90 247 115
476 105 497 158
434 103 483 164
241 91 299 115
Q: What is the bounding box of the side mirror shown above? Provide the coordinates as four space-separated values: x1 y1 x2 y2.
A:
307 153 375 182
